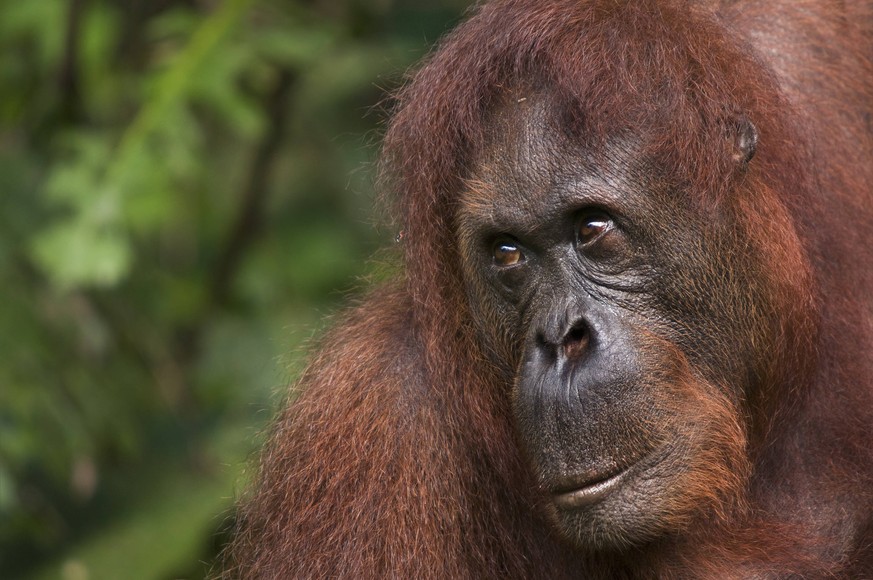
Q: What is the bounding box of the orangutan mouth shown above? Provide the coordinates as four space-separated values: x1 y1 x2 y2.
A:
551 466 630 509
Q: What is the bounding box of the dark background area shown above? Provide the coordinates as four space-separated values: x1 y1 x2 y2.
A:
0 0 467 577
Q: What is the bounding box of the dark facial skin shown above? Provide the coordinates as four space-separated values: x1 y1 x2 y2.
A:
456 92 790 549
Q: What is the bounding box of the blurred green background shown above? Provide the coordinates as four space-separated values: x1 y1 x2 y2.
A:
0 0 466 577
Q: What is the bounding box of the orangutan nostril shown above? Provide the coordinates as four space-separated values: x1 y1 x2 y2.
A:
562 321 590 361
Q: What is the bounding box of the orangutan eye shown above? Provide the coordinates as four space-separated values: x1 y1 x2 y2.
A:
577 212 613 246
493 240 523 267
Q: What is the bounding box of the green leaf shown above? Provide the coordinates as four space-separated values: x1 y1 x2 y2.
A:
30 222 132 289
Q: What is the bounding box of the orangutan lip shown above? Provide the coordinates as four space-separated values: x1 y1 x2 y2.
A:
551 468 628 509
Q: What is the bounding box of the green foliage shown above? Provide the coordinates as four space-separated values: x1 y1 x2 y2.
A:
0 0 466 576
31 0 254 288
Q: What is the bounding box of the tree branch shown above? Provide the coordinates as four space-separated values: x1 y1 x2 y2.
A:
210 68 296 308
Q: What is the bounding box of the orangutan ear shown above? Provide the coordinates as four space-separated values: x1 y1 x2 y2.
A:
732 114 758 166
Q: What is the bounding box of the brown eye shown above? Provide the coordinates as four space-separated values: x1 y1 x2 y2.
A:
578 213 612 245
493 241 523 267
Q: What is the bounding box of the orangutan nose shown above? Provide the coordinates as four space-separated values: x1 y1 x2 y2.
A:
534 315 591 365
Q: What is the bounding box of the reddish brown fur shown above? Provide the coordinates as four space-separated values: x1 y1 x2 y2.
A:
224 1 873 577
